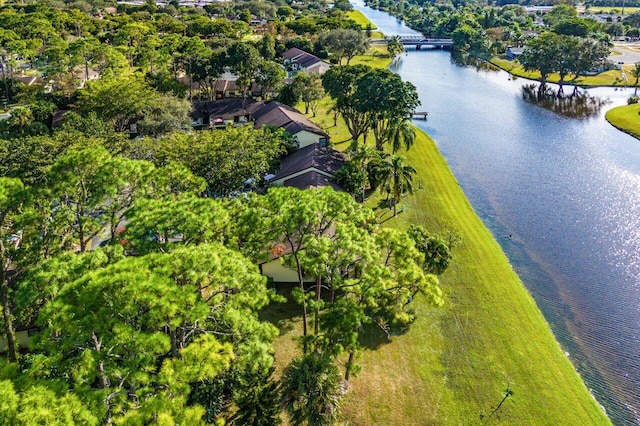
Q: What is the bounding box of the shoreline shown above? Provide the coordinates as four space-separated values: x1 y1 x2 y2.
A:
293 21 611 423
605 102 640 139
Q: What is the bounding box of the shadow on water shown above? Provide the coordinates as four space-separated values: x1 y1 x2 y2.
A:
521 83 610 119
451 51 501 72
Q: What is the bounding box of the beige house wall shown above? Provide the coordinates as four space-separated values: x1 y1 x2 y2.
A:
261 259 301 283
294 130 327 149
0 330 32 354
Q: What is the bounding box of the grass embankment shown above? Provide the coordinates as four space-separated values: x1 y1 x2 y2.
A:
606 102 640 139
490 57 635 87
268 34 611 423
346 10 378 30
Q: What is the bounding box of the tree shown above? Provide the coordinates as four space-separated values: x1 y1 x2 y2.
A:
246 187 374 352
292 72 324 115
259 33 277 60
176 36 208 102
76 75 159 132
553 17 596 37
226 42 262 101
386 35 405 57
354 68 420 150
67 37 104 82
130 125 286 196
47 147 148 252
123 196 230 255
280 353 342 426
0 381 98 425
370 154 417 216
322 65 372 142
114 22 151 68
192 50 225 101
407 224 456 275
137 94 192 137
388 116 416 153
632 62 640 94
543 4 578 28
320 28 369 65
35 243 277 423
256 60 286 99
0 177 28 361
519 32 560 88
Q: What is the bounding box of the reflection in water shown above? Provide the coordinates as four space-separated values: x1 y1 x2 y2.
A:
522 83 610 119
451 51 501 72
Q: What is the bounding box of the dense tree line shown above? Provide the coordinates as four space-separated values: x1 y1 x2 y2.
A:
0 139 446 423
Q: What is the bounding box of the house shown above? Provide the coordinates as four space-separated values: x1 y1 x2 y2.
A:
191 99 330 147
191 98 262 128
270 143 346 190
251 101 329 148
214 79 262 99
281 48 332 75
506 47 525 60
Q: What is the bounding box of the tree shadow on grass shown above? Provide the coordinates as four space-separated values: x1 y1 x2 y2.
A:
358 320 412 350
258 282 302 335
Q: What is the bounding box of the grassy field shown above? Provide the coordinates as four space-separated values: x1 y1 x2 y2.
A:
346 10 378 30
586 6 639 13
491 57 635 87
606 102 640 139
268 42 611 424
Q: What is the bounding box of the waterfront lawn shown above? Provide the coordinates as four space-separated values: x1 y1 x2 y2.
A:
268 11 610 424
606 102 640 139
491 57 633 87
272 107 611 423
269 89 611 426
346 10 378 30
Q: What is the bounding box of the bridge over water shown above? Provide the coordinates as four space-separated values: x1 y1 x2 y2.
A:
373 36 453 50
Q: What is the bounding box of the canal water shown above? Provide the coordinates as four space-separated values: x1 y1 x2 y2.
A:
351 0 640 424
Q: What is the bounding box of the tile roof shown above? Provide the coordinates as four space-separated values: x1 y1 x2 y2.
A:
273 143 346 183
283 170 344 191
192 98 260 121
252 101 328 137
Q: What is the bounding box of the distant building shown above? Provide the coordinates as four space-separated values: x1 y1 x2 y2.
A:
506 47 525 60
281 48 332 75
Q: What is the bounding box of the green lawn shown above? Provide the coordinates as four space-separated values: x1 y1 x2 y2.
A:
346 10 378 30
587 6 639 13
491 57 634 87
271 118 611 424
606 102 640 139
267 40 611 425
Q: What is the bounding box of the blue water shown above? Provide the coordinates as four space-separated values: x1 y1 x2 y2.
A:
352 0 640 424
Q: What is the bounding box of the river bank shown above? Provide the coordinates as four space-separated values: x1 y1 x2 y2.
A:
606 102 640 140
269 13 612 425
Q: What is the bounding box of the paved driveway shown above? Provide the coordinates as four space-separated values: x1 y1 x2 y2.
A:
610 42 640 64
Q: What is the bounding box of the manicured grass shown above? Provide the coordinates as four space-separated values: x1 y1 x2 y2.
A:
350 44 393 68
588 6 639 13
346 10 378 30
269 72 610 426
269 10 609 425
606 102 640 139
491 57 634 87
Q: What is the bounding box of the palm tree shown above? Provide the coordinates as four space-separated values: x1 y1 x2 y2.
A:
370 154 417 216
280 353 342 426
387 35 405 58
387 116 416 153
631 62 640 94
